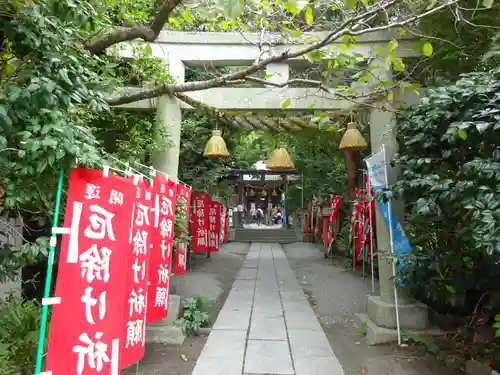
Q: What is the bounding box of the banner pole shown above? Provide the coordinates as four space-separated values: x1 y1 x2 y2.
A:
382 145 402 346
34 168 65 374
361 170 367 280
368 177 375 294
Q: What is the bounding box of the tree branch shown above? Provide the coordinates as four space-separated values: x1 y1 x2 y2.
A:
105 0 458 106
86 0 183 54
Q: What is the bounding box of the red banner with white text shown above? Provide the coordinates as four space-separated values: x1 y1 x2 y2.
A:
207 201 220 252
363 175 376 261
347 189 364 266
173 183 191 276
191 192 209 252
47 168 135 375
146 176 177 324
326 195 342 249
120 177 153 369
220 205 227 244
330 195 341 225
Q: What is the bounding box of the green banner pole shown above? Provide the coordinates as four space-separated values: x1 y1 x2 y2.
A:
34 168 65 374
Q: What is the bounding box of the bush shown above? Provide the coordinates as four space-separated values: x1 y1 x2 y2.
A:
175 296 211 335
0 296 45 375
393 71 500 316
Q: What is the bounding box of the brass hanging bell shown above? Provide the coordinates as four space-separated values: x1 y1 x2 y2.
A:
339 122 368 151
203 129 230 158
266 142 294 170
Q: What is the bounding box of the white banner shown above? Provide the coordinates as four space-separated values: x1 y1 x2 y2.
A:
365 149 386 188
364 147 413 261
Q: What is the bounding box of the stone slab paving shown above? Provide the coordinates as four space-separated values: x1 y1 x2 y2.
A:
191 243 345 375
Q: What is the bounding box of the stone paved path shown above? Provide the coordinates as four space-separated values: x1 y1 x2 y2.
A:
191 243 345 375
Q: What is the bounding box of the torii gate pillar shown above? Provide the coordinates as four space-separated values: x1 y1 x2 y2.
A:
152 58 185 179
148 58 186 346
356 62 433 344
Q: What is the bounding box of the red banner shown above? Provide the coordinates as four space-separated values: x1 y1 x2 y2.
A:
146 176 177 324
172 183 191 276
330 195 341 224
326 195 342 249
191 192 209 252
120 177 153 368
219 205 228 244
349 189 361 248
363 175 376 260
47 168 135 375
347 189 364 266
305 214 309 243
207 201 220 252
322 217 329 248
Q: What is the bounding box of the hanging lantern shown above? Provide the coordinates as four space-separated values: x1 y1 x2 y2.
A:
260 189 267 197
272 188 277 196
203 129 230 158
249 188 255 196
266 142 294 170
339 122 367 151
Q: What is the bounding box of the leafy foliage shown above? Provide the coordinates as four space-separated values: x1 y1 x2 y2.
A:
419 0 500 83
393 71 500 314
494 314 500 337
0 296 45 375
175 296 211 335
173 196 189 249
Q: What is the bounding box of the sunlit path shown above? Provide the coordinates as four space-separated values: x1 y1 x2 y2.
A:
191 243 345 375
242 223 284 229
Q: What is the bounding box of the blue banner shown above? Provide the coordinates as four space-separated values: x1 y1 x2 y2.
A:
365 149 412 267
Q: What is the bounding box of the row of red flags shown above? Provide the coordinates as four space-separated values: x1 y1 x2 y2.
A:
46 167 227 375
302 176 375 265
348 177 375 265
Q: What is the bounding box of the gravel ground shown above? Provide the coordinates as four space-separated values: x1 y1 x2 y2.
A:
284 242 458 375
123 242 249 375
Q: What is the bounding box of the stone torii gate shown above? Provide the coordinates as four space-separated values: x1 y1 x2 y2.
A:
115 30 430 345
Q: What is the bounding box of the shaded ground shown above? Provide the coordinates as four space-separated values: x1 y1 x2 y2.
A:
124 242 249 375
284 242 459 375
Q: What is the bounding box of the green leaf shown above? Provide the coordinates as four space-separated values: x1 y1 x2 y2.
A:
281 98 291 109
216 0 245 18
182 10 193 23
483 0 494 8
458 128 467 140
305 6 313 25
445 285 456 294
388 40 398 52
293 0 309 11
422 42 433 57
308 50 323 62
345 0 357 9
0 105 12 127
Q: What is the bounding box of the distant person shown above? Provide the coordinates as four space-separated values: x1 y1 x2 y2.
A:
256 207 264 226
276 207 282 224
250 204 257 224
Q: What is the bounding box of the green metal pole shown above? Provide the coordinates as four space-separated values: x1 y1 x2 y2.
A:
34 168 65 374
